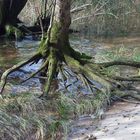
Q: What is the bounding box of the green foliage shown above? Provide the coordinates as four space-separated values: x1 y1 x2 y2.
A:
50 22 61 44
5 25 23 39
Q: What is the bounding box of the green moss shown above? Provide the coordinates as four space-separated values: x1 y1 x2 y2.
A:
5 24 23 39
38 37 49 56
38 21 61 56
44 48 58 95
64 55 81 70
50 21 61 44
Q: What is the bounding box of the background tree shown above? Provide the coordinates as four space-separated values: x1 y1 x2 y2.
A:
0 0 27 35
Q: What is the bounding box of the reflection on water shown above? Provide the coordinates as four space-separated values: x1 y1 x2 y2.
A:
0 36 140 94
0 39 42 94
0 39 40 69
0 40 18 68
71 35 140 63
1 36 140 70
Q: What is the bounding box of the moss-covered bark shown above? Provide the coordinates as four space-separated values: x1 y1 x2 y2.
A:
0 0 27 36
2 0 140 100
1 1 140 139
37 0 112 97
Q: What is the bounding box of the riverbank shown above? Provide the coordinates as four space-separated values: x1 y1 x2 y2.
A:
69 101 140 140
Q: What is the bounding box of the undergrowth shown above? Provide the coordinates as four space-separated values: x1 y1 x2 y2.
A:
0 91 109 140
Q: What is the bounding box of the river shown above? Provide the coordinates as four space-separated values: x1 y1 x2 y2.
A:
0 36 140 94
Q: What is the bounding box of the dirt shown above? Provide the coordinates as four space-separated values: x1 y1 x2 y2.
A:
68 101 140 140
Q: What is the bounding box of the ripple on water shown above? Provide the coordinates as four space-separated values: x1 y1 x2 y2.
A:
1 36 140 94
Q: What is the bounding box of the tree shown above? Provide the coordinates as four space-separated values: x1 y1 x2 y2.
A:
0 0 51 38
0 0 27 36
1 0 140 100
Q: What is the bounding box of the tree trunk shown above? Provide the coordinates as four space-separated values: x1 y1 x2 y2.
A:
48 0 71 49
37 0 96 96
0 0 27 35
2 0 140 101
0 0 117 97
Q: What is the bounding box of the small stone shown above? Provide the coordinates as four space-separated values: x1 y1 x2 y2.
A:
88 134 97 140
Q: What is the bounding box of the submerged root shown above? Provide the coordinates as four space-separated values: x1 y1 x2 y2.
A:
0 53 41 94
0 46 59 97
21 59 49 84
64 55 112 92
1 43 140 102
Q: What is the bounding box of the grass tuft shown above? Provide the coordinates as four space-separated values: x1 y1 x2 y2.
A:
0 91 110 140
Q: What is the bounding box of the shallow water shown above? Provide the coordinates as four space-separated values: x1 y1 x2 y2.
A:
0 38 40 68
1 36 140 71
0 38 42 94
1 36 140 140
0 36 140 94
71 35 140 77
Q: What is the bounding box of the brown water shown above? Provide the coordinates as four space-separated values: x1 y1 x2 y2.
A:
0 38 40 68
0 36 140 94
0 38 42 94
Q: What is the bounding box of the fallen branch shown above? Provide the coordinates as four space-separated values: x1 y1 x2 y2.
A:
72 12 118 23
71 4 92 13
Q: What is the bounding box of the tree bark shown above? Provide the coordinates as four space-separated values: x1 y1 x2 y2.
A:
0 0 27 35
0 0 118 96
49 0 71 48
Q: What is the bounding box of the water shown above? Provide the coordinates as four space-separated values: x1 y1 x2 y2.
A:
0 38 40 68
1 36 140 70
0 36 140 94
71 35 140 77
0 38 42 94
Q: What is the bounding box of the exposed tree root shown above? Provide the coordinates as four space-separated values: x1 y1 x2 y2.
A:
113 96 140 104
111 76 140 81
1 43 140 101
41 48 58 97
100 60 140 68
64 55 112 92
1 0 140 103
21 59 49 84
0 53 41 94
111 88 140 102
